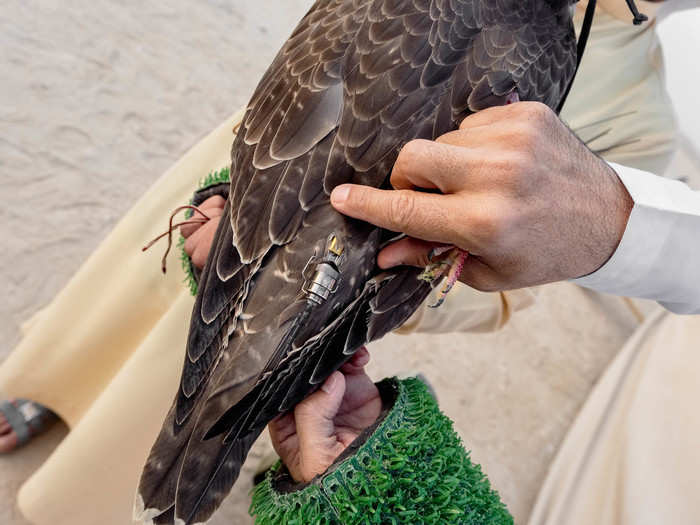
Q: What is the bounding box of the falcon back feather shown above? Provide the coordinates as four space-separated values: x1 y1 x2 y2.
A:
137 1 581 523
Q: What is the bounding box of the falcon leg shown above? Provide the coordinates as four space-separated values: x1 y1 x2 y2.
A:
419 247 469 308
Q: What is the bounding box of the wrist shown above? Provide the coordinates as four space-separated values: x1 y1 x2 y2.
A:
574 160 633 279
606 163 634 263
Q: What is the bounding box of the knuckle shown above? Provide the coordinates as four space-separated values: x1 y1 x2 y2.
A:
468 205 510 247
388 190 416 229
522 101 553 129
458 117 473 130
468 207 495 237
504 131 539 181
435 130 458 145
522 100 549 117
395 139 429 170
512 121 538 147
508 150 536 181
490 151 528 177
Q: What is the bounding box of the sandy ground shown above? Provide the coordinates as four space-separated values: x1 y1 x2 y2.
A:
2 2 699 524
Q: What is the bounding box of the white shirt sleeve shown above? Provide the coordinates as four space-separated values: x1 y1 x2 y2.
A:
572 162 700 314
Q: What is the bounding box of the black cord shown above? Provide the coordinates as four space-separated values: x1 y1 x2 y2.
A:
557 0 650 114
556 0 598 114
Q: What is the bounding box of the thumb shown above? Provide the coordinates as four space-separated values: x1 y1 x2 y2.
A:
295 372 346 446
377 237 450 269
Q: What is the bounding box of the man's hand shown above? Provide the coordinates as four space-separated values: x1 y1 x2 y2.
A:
269 347 381 483
330 102 634 291
181 195 226 269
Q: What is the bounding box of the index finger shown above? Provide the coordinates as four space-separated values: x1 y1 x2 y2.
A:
330 184 461 245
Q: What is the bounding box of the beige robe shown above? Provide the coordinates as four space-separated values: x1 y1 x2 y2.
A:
526 3 700 524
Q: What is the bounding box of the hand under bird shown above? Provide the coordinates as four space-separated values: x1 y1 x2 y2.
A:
135 1 646 523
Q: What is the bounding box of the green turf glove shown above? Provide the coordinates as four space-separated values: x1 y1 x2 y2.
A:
250 377 512 525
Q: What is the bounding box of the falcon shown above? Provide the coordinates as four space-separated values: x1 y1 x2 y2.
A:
135 0 647 523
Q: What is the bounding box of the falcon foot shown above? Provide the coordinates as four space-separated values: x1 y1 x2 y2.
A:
418 246 469 309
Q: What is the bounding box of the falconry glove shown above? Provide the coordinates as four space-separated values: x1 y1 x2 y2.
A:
250 377 512 525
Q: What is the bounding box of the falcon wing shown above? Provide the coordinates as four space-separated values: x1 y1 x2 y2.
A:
137 1 577 523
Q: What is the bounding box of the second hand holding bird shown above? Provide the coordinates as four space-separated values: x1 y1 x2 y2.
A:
268 347 380 483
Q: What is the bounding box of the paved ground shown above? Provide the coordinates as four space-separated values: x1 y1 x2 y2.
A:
1 2 699 524
1 2 313 523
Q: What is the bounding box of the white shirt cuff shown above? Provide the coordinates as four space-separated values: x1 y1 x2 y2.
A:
572 162 700 314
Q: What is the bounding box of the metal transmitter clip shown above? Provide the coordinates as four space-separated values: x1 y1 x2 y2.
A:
302 234 345 305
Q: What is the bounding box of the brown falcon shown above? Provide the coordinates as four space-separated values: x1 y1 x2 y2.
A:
134 0 643 523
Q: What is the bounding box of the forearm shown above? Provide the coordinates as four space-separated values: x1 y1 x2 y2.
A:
573 163 700 314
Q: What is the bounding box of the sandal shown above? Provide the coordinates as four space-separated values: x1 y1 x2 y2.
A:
0 399 58 452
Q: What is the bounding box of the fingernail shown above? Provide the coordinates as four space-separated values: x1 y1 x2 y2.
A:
331 185 350 206
321 373 337 394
